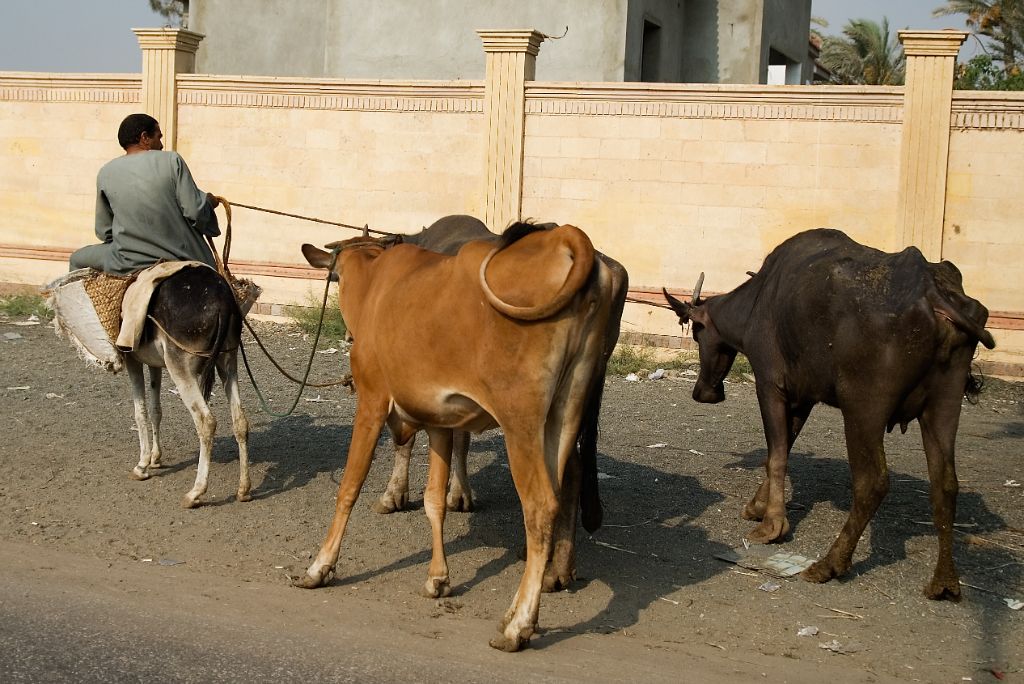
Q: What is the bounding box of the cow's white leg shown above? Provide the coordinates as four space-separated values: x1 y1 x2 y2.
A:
296 394 388 588
373 431 413 513
421 428 452 598
166 357 217 509
218 352 251 502
490 432 557 652
446 430 473 512
146 366 163 468
126 356 155 481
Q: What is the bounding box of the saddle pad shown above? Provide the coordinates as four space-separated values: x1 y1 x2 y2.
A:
116 261 213 352
44 269 124 372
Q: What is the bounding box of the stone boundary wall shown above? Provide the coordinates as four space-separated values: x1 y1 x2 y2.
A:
1 28 1022 373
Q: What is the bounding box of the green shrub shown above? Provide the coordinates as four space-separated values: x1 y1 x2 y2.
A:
287 291 347 340
0 293 52 320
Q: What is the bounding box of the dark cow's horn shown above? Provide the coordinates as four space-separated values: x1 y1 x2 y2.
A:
362 224 370 238
692 272 705 304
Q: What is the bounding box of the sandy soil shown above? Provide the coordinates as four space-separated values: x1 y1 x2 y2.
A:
1 316 1021 682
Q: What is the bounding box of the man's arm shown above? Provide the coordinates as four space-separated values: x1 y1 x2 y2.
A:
94 182 113 243
172 152 220 238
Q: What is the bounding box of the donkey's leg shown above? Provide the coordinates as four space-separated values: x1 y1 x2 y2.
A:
165 354 217 509
218 350 251 503
145 366 164 468
446 430 474 512
422 427 453 598
127 356 154 481
296 393 389 588
373 430 414 514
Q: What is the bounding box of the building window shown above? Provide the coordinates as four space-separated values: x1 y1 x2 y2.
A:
767 48 801 85
641 20 662 82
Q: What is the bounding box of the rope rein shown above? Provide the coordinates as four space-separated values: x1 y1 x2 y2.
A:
208 197 355 418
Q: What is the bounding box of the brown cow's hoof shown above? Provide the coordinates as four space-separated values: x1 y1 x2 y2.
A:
924 577 962 601
489 632 528 652
421 577 451 598
130 468 150 481
293 568 332 589
746 516 789 544
371 492 407 514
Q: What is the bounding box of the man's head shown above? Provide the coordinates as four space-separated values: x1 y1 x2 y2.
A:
117 113 163 151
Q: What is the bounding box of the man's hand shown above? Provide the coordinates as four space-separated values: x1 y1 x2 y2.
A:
207 193 220 209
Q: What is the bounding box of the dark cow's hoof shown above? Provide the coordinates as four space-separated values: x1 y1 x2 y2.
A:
746 516 789 544
741 499 766 521
372 492 407 514
925 576 962 601
801 557 848 584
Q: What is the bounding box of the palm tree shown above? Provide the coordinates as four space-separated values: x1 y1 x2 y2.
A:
819 18 905 85
934 0 1024 67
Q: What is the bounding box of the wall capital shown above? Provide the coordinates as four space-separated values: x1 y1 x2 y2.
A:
132 28 205 53
898 30 967 57
477 30 544 56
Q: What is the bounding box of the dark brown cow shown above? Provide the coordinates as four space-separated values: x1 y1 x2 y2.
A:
298 223 624 651
664 228 996 600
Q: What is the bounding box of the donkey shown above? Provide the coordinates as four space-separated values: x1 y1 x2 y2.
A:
126 266 251 508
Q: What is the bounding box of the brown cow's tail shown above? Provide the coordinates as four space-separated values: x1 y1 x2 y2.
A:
578 375 604 533
479 224 596 321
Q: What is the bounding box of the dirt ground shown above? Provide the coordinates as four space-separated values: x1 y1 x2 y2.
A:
1 314 1022 682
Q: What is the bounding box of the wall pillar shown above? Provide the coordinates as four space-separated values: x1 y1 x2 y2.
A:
896 30 967 260
478 29 544 231
132 28 204 151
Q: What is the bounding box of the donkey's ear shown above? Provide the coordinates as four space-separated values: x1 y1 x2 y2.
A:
301 243 333 270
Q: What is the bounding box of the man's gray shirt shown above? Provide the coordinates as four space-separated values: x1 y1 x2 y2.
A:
84 151 219 275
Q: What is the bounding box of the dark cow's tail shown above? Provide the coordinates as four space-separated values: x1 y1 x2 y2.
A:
578 377 605 533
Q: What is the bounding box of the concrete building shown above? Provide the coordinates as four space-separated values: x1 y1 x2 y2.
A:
187 0 813 84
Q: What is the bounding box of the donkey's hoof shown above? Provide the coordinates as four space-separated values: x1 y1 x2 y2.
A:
130 467 150 481
181 495 200 509
148 461 163 470
236 491 252 503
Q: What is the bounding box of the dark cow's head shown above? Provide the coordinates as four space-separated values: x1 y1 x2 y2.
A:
663 274 736 404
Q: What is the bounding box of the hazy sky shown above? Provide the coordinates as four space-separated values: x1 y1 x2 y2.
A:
0 1 982 73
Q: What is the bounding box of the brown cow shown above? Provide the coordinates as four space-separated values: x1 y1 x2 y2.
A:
297 223 623 651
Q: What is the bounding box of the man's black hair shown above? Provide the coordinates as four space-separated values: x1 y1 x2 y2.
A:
117 113 159 150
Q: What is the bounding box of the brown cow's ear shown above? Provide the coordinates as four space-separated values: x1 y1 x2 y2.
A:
663 288 691 323
302 243 333 270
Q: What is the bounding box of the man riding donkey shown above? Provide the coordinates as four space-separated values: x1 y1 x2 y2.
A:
51 113 257 507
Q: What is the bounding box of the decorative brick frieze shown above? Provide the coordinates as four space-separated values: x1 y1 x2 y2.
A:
0 73 140 103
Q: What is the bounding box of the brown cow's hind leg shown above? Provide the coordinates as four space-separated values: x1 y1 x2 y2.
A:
373 431 413 514
490 433 557 652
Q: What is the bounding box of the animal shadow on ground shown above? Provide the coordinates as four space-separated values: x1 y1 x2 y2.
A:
727 443 1021 671
201 412 353 502
329 431 730 648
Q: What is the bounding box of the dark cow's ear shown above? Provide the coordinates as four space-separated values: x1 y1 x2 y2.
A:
689 304 711 327
302 243 334 270
663 288 691 324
